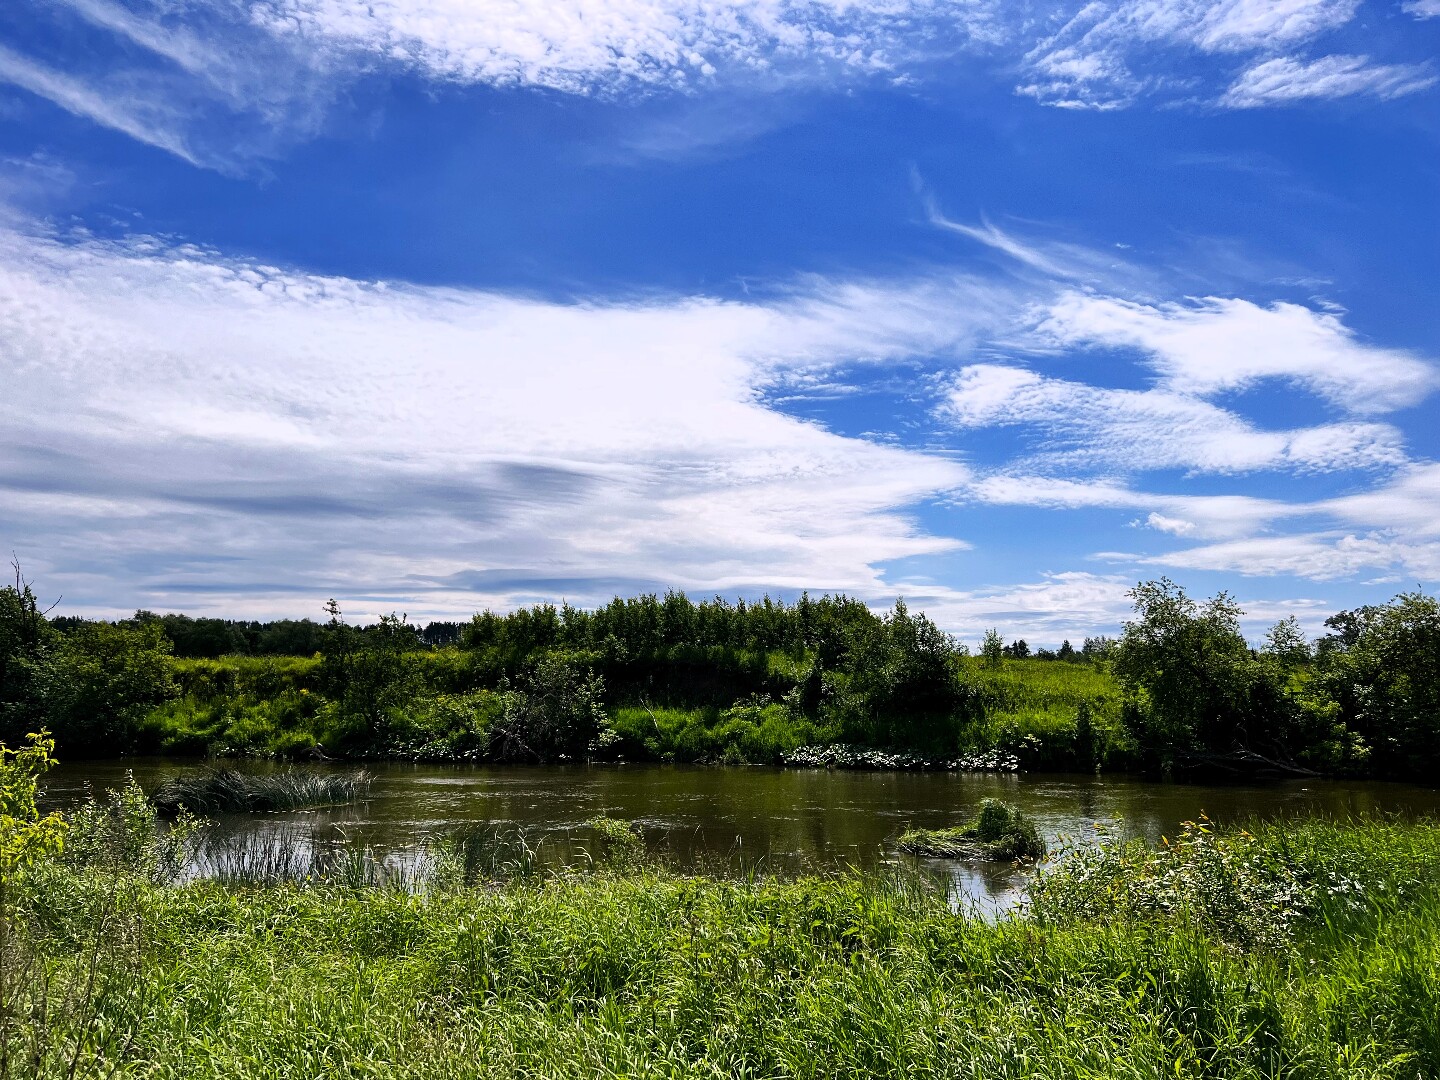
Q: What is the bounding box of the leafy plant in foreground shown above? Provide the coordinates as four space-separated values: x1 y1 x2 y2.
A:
0 732 66 877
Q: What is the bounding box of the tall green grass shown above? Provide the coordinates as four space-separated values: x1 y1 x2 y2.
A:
8 812 1440 1078
610 700 832 763
960 657 1128 768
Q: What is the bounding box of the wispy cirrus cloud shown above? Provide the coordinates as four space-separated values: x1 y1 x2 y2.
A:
0 1 343 172
7 201 1430 620
1223 54 1437 107
0 42 206 166
1 0 1433 171
894 569 1337 645
0 195 1434 635
3 0 1001 171
1131 531 1439 580
1015 0 1436 109
53 0 229 82
1056 463 1440 582
964 473 1299 540
248 0 1003 94
974 467 1440 585
942 363 1407 474
912 209 1440 588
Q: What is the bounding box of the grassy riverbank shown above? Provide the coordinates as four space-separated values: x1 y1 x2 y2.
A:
8 799 1440 1078
133 651 1124 768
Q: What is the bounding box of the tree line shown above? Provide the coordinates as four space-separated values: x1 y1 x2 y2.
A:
2 566 1437 780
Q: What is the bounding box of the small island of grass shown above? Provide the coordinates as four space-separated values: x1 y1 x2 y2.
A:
899 798 1046 861
151 767 371 815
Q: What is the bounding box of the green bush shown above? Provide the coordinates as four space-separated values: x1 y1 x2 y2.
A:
488 654 612 762
60 774 204 881
1314 592 1440 777
1025 814 1437 952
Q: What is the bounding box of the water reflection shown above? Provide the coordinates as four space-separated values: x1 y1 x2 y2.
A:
44 760 1440 913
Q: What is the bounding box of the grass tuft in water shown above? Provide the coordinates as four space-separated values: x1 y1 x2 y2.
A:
898 798 1046 861
429 824 541 887
151 767 370 815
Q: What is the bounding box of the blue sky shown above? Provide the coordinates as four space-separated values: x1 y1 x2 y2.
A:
1 0 1438 645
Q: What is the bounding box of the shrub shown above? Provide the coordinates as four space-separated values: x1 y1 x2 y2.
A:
1315 592 1440 778
1029 815 1326 951
583 816 645 869
34 622 178 754
488 655 612 762
61 774 204 881
1112 578 1304 765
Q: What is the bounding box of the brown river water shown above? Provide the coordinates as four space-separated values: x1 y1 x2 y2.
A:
42 759 1440 914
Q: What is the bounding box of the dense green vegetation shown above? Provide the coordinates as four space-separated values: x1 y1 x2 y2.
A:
3 566 1438 779
3 741 1440 1078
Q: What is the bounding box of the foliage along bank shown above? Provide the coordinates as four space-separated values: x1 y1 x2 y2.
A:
3 574 1438 779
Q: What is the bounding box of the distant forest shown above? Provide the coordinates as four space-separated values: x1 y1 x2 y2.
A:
95 603 1102 664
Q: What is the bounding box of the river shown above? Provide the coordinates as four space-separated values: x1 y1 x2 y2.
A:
43 759 1440 913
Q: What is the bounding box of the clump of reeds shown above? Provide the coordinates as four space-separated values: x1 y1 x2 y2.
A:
899 798 1046 861
151 767 370 816
428 824 541 888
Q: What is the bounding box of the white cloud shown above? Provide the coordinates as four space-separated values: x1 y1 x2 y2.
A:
1102 467 1440 583
1194 0 1360 52
1019 0 1369 107
1223 54 1437 107
919 199 1161 292
2 203 1436 619
942 363 1407 473
1037 292 1436 413
1324 463 1440 539
919 571 1138 647
248 0 999 93
55 0 230 84
0 43 206 167
966 471 1307 543
1138 532 1436 580
974 463 1440 585
0 219 1022 619
1144 512 1194 535
1403 0 1440 19
924 207 1076 278
898 569 1335 646
1 0 1429 169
